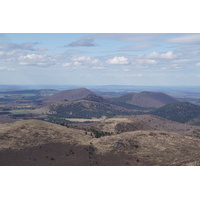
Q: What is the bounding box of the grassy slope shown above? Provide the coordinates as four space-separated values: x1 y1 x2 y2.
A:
92 130 200 166
0 119 92 150
73 115 200 137
1 119 200 165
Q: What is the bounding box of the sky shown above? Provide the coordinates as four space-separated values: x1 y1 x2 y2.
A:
0 33 200 86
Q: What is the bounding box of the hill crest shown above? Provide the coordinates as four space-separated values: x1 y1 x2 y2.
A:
115 91 180 108
39 88 93 104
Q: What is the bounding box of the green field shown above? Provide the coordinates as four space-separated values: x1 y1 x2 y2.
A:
10 110 31 114
0 110 31 114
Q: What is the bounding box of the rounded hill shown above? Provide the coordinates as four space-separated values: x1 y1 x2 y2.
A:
115 91 180 108
152 101 200 123
39 88 93 104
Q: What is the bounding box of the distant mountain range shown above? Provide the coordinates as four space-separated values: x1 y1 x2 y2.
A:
34 88 189 120
3 87 199 125
38 88 180 107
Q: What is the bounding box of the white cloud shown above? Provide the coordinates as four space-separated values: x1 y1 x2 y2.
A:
0 66 16 71
62 62 72 67
36 63 47 66
146 51 178 59
91 59 99 64
133 65 148 69
73 61 82 66
91 66 106 70
18 53 55 67
121 43 155 51
71 56 91 61
135 59 158 65
126 73 143 77
172 59 190 63
167 34 200 44
19 53 45 60
106 56 129 65
105 72 144 77
71 56 100 65
123 68 130 72
19 62 28 65
147 59 157 64
196 62 200 66
0 50 18 57
130 57 158 69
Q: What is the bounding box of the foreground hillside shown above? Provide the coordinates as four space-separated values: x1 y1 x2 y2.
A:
1 120 200 165
0 120 93 166
92 130 200 166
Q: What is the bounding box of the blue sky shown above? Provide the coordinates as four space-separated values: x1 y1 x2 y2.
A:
0 33 200 86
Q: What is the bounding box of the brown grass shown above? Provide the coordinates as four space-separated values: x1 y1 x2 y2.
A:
92 130 200 165
79 115 200 137
0 119 92 150
1 119 200 165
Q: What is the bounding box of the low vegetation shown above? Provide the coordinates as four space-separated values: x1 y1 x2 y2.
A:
1 120 200 165
47 100 139 119
151 102 200 123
